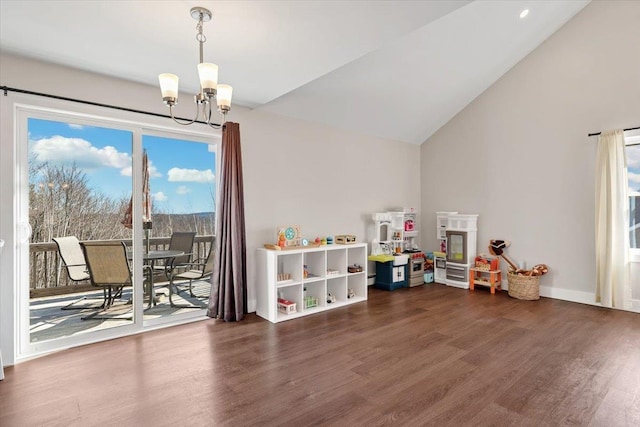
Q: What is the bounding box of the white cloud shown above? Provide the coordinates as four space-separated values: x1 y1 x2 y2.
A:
167 167 214 183
31 136 131 172
627 145 640 169
148 163 161 178
629 171 640 191
153 191 168 202
176 185 191 195
68 124 84 130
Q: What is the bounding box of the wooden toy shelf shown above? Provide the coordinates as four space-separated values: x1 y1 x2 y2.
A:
469 267 502 294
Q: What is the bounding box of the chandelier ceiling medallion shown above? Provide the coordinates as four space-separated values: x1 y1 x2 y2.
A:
158 6 232 128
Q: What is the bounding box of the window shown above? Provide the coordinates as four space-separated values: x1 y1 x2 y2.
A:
626 131 640 257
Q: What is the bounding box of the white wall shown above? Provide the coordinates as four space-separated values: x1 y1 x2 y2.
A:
0 53 420 364
420 0 640 305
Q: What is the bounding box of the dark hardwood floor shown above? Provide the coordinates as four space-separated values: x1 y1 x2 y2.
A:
1 284 639 426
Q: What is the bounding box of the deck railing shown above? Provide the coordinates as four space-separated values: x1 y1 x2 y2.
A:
30 235 215 298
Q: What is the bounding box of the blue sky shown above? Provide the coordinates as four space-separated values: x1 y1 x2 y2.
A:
28 118 216 214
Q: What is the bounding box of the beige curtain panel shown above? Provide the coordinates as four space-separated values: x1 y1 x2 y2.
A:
595 129 631 309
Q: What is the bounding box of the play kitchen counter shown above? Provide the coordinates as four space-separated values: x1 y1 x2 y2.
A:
256 243 368 323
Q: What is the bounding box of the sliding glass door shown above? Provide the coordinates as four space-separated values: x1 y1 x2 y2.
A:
139 134 216 319
15 106 218 358
25 116 137 346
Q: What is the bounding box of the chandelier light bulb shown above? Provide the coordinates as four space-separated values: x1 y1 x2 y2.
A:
158 73 179 105
198 63 218 95
216 84 233 113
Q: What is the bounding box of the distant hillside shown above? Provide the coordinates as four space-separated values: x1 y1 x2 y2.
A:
151 212 215 236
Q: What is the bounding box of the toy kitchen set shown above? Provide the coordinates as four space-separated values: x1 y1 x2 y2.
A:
368 208 426 290
434 212 478 289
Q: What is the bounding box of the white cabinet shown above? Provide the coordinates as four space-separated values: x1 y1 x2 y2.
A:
256 243 368 323
444 214 478 289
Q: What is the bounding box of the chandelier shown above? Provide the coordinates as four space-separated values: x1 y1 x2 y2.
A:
158 6 232 128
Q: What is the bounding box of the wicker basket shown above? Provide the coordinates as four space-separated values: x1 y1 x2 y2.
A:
507 272 540 300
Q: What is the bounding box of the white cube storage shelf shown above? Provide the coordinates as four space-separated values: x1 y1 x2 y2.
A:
256 243 368 323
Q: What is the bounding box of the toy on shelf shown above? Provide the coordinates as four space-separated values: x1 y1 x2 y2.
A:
304 295 318 308
277 298 296 314
277 273 292 282
474 254 499 271
277 225 301 247
335 235 356 244
348 264 363 273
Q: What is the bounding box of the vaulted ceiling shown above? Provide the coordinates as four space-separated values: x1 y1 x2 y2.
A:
0 0 590 144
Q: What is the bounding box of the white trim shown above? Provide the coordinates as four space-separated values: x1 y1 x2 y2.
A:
538 285 603 308
15 314 208 364
626 134 640 262
503 278 639 314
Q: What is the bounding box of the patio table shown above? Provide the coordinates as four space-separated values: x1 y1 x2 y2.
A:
129 250 185 309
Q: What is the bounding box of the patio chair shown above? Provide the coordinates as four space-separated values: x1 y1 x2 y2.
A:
53 236 103 310
152 231 196 280
80 241 133 320
168 243 213 308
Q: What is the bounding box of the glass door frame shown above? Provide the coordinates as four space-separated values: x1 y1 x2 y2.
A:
13 102 220 361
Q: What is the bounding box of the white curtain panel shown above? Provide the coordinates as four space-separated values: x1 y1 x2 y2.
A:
595 129 631 309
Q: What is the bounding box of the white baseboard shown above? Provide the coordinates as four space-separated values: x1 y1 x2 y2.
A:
501 278 601 307
538 285 603 307
502 279 640 313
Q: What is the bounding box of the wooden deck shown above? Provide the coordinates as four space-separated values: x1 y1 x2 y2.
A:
30 279 211 343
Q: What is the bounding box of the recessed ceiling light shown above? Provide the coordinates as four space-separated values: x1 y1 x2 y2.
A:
519 9 530 19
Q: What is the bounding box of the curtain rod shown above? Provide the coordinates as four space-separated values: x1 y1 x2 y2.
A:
588 126 640 137
1 85 222 127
